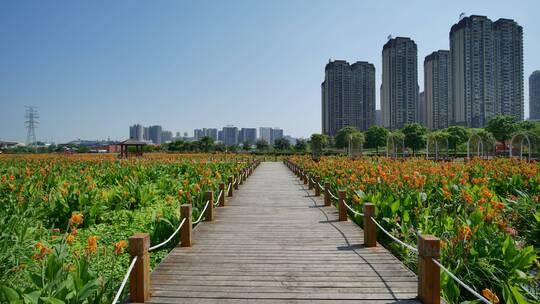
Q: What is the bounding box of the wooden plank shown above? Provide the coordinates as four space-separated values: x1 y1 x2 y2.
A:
148 162 420 303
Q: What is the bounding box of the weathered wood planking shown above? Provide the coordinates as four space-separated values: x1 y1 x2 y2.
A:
148 162 421 304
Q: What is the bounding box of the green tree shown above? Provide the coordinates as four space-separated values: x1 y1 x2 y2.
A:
294 139 307 152
444 126 469 156
256 139 269 151
335 126 360 149
77 145 90 153
273 138 291 151
364 126 389 155
227 144 239 153
200 136 215 152
401 123 427 156
242 141 251 151
309 134 329 160
485 115 518 153
516 120 537 131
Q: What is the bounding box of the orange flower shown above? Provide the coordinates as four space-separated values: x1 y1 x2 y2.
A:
458 225 472 241
34 241 51 259
85 236 99 254
177 189 184 198
66 234 75 244
114 240 128 255
482 288 500 304
70 213 84 226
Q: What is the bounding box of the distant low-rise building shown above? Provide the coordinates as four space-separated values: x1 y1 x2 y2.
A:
259 127 272 143
149 125 162 144
271 128 283 144
222 126 239 146
129 124 144 141
239 128 257 144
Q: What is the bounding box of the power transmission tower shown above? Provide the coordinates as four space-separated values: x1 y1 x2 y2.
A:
25 106 39 146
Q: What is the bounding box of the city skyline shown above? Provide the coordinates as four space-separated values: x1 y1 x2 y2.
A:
1 1 539 142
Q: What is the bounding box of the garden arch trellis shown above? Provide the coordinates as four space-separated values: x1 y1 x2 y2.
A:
425 134 449 161
386 133 405 158
509 132 532 162
347 134 364 159
467 133 484 159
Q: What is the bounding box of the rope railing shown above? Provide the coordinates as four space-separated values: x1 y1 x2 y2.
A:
431 258 491 304
112 256 138 304
370 216 418 253
343 200 364 217
329 190 339 200
214 190 223 207
193 200 210 225
227 182 232 193
149 217 187 251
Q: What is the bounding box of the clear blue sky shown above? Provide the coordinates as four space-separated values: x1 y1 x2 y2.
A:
1 0 538 143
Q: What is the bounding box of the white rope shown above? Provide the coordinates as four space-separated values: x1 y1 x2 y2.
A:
227 182 232 194
192 200 210 225
111 256 138 304
343 201 364 217
149 218 187 251
370 217 418 253
214 190 223 207
431 258 491 304
329 190 339 200
318 182 324 190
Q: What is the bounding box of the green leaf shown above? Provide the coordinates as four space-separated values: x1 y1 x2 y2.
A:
39 297 65 304
77 279 100 300
403 211 410 223
508 284 528 304
22 291 40 304
1 285 20 301
391 200 400 213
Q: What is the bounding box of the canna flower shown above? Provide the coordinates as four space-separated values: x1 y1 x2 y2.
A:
114 240 128 255
66 234 75 244
70 213 84 226
85 236 99 254
458 225 472 241
504 227 518 236
177 189 184 198
482 288 499 304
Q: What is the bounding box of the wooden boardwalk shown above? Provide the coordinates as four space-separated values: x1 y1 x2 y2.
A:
148 162 421 303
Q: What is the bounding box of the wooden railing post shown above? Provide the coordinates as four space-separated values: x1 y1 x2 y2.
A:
338 190 347 221
239 171 244 185
129 233 150 302
204 191 214 222
314 178 320 196
219 183 225 207
228 177 233 197
234 174 239 190
362 203 376 247
324 182 331 206
418 234 440 304
180 204 192 247
308 175 314 190
303 172 308 184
